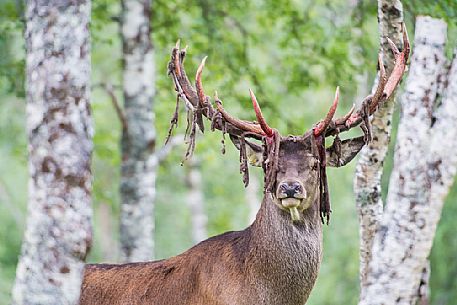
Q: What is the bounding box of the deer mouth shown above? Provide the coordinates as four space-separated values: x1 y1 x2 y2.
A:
281 198 302 221
278 194 310 222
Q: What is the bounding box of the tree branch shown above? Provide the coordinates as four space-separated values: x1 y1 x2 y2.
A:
98 82 128 131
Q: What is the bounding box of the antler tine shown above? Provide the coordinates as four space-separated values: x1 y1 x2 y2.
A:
173 40 182 77
214 92 266 136
249 89 274 137
196 56 208 106
334 103 355 125
169 43 198 107
194 56 209 132
325 23 410 137
383 22 410 98
402 22 411 62
386 37 400 56
314 86 339 136
368 53 388 114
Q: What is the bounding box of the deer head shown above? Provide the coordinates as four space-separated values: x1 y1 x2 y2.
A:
167 24 410 224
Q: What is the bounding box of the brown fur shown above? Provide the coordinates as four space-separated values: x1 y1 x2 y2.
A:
81 200 322 305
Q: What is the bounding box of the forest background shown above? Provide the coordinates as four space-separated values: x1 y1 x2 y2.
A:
1 0 456 304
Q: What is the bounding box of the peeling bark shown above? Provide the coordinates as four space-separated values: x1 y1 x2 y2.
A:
185 159 207 244
417 261 430 305
359 17 454 305
354 0 404 288
12 1 93 304
119 0 156 262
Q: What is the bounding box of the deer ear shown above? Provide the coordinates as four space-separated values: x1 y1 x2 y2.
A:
326 136 365 167
229 135 264 167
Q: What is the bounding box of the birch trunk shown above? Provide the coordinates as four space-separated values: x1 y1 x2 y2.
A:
98 203 119 262
245 173 261 224
119 0 156 262
12 1 93 304
185 159 207 244
359 17 457 305
354 0 404 288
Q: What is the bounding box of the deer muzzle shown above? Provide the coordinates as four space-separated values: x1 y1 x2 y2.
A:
277 181 309 221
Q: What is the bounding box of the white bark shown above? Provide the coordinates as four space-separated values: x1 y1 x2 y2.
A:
359 17 454 305
428 46 457 229
417 261 431 305
12 1 93 304
119 0 156 262
354 0 404 288
245 173 261 224
185 159 207 244
98 203 119 262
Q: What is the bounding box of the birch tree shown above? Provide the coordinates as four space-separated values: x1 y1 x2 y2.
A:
355 4 457 303
354 0 404 287
119 0 156 262
245 173 261 224
12 1 93 304
185 159 207 244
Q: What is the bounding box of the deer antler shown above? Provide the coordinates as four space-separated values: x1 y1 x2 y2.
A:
213 92 266 136
250 89 275 137
314 86 339 136
169 22 409 143
315 23 410 138
168 41 273 139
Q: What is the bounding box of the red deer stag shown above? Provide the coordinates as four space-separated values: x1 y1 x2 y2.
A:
80 25 409 305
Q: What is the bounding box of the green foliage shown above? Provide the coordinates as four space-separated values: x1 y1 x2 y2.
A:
403 0 457 57
0 95 27 302
0 1 25 97
430 182 457 304
0 1 457 305
404 0 457 23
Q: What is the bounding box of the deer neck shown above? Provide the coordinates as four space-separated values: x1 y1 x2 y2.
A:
246 193 323 302
250 192 323 249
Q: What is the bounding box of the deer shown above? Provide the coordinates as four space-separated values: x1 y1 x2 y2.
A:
80 24 409 305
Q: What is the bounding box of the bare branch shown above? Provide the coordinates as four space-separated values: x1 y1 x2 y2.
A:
102 83 128 131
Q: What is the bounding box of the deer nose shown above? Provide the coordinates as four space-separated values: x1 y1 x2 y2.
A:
279 181 303 198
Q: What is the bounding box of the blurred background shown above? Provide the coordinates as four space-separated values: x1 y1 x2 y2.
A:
1 0 456 304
